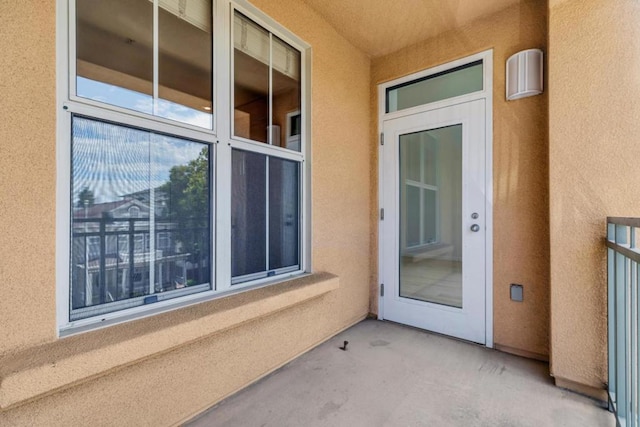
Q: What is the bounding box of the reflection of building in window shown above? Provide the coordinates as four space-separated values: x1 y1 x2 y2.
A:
399 126 463 263
72 194 196 309
157 232 171 250
128 206 140 218
401 133 439 250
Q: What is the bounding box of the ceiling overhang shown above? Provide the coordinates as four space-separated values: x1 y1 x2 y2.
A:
300 0 522 58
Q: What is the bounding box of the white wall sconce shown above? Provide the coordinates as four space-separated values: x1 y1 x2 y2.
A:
506 49 543 100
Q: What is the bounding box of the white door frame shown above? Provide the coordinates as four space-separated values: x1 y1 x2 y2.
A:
377 49 494 348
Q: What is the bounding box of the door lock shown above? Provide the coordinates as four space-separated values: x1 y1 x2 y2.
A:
470 224 480 232
471 212 479 219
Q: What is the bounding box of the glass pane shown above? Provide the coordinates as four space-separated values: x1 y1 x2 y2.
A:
269 157 300 270
70 117 211 320
272 36 301 151
158 1 213 128
233 12 270 143
399 125 462 308
76 0 153 114
153 134 211 291
231 150 267 277
387 61 482 113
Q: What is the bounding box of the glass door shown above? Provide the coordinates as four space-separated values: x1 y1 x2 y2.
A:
380 100 486 344
399 125 462 308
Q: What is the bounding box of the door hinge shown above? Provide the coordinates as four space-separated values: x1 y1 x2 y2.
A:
380 283 385 297
380 208 384 220
380 132 384 145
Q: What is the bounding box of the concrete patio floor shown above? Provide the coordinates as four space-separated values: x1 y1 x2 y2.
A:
186 319 614 427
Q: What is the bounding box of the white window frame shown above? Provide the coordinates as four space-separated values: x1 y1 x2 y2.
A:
401 134 440 251
56 0 312 335
286 110 302 151
156 232 171 251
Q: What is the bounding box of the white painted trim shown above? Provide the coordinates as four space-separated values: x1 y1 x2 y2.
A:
63 101 217 143
377 124 384 320
302 44 312 274
152 0 159 115
484 51 494 348
211 0 218 136
381 92 486 123
229 136 304 161
232 0 311 51
377 49 494 348
268 32 273 145
55 0 71 333
56 0 312 334
68 0 77 102
215 0 232 292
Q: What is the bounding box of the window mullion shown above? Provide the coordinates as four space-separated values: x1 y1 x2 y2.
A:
68 0 78 100
215 0 233 292
265 157 270 272
149 148 156 296
419 141 425 245
265 32 272 272
153 0 159 115
151 0 159 295
268 32 273 145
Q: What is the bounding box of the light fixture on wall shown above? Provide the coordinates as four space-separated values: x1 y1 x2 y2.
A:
506 49 543 100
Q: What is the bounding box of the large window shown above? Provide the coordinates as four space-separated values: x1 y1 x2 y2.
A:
59 0 308 331
70 117 211 320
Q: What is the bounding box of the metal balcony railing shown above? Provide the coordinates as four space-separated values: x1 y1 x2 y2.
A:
72 215 210 307
607 217 640 427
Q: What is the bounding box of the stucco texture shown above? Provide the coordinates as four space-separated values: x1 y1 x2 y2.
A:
0 0 372 425
370 1 550 359
0 0 58 355
548 0 640 392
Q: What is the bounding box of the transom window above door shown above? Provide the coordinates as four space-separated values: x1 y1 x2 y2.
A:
386 60 483 113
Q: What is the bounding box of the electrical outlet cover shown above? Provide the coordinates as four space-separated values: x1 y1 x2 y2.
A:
510 284 523 302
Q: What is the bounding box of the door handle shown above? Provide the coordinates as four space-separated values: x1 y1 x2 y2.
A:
470 224 480 232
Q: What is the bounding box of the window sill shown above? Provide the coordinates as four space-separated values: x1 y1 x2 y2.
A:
0 272 339 410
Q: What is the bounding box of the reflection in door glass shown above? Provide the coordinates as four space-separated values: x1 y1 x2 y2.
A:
399 125 462 308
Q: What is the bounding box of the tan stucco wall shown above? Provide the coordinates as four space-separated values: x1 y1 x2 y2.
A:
370 1 550 359
0 0 371 425
0 0 58 355
548 0 640 395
